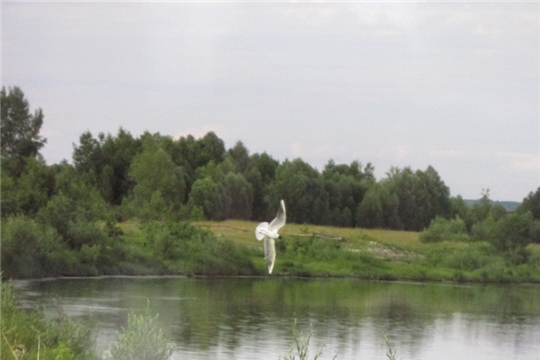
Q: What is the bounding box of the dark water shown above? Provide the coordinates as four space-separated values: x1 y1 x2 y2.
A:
12 277 540 360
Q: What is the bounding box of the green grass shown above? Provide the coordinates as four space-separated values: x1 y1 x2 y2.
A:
192 220 540 283
4 215 539 283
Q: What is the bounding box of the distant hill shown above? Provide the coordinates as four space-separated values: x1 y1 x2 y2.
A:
464 199 521 212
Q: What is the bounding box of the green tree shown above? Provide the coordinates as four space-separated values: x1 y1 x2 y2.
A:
73 129 142 205
451 195 473 230
357 182 401 229
196 131 225 168
322 160 371 227
130 144 186 210
518 187 540 220
222 172 253 220
188 177 223 220
246 152 279 220
229 140 250 174
1 216 66 278
1 86 47 177
72 131 103 179
490 212 534 264
471 188 493 224
1 157 55 217
95 128 142 205
267 159 328 224
419 166 452 222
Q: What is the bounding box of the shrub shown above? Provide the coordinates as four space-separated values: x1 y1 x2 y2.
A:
142 221 258 275
107 305 173 360
443 244 493 272
471 215 497 241
1 282 98 360
282 320 337 360
420 216 469 243
490 212 534 264
0 216 67 279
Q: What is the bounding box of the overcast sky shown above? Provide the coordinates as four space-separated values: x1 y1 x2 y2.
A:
3 1 539 201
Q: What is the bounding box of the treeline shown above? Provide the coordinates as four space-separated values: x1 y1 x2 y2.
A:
1 87 457 230
2 86 540 278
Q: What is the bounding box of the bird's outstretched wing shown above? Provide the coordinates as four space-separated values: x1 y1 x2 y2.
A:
268 200 286 232
264 237 276 274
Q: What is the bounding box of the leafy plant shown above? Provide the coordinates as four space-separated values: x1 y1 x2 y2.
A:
1 281 98 360
282 320 337 360
107 304 173 360
420 216 469 243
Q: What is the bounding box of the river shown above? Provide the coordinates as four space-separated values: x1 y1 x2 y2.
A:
12 277 540 360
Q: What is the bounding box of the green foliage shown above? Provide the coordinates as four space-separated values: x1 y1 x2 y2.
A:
222 172 253 220
383 166 451 231
73 128 142 206
420 216 469 243
188 176 224 220
0 217 65 278
518 187 540 220
107 304 173 360
3 85 540 281
282 320 336 360
1 282 98 360
130 141 186 209
489 212 533 264
268 159 329 224
442 244 494 272
357 182 401 229
1 86 46 177
142 221 258 275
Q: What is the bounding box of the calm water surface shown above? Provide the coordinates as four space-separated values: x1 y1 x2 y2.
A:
12 277 540 360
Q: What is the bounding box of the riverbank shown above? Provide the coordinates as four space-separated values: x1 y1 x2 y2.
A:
2 218 540 283
192 220 540 283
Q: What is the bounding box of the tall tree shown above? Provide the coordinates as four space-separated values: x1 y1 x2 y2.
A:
1 86 47 176
245 152 279 220
518 187 540 220
197 131 225 168
267 159 328 224
222 172 253 220
130 142 186 210
228 141 250 174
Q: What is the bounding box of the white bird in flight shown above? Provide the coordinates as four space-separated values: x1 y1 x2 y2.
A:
255 199 286 274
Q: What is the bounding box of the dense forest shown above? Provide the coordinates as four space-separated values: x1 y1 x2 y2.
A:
2 86 540 279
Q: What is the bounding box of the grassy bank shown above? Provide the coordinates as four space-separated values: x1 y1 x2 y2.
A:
2 216 539 283
194 220 540 283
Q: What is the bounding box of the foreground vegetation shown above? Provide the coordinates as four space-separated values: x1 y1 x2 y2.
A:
1 280 172 360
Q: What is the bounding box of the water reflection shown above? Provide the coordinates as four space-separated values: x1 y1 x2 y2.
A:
13 277 540 360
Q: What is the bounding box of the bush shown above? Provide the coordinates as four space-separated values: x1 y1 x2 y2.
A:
1 282 98 360
142 221 258 275
420 216 469 243
490 212 534 264
0 216 67 279
443 244 493 272
471 215 497 241
107 305 173 360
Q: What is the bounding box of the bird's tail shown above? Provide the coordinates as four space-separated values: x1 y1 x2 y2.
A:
255 222 269 241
